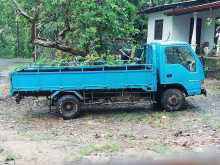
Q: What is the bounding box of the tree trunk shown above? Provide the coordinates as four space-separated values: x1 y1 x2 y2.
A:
16 20 20 57
31 23 38 62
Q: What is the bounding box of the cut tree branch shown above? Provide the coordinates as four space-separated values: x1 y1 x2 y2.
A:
34 38 86 56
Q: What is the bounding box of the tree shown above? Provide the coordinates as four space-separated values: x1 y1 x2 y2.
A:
0 0 17 57
12 0 86 57
11 0 138 56
0 0 32 58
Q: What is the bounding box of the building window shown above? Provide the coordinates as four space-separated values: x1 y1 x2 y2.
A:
154 19 163 40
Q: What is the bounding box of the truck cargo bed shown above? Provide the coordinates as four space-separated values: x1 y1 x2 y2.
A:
10 64 156 96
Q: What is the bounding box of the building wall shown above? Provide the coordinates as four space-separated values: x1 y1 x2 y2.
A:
172 8 220 49
147 12 173 43
172 14 191 42
147 9 220 49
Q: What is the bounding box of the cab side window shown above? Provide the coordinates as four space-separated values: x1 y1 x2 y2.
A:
165 46 196 72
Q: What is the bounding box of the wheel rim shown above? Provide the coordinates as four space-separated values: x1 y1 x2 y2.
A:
63 101 78 112
167 93 183 109
168 95 178 106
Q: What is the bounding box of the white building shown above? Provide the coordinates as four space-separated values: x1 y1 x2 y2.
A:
141 0 220 56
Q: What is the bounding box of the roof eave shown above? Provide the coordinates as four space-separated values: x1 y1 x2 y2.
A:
139 0 198 14
164 1 220 16
139 0 219 15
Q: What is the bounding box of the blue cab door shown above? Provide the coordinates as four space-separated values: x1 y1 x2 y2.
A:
159 44 204 96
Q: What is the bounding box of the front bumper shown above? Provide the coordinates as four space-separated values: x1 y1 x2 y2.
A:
201 88 207 96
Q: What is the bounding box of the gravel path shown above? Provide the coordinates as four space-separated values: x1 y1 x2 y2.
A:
0 58 220 165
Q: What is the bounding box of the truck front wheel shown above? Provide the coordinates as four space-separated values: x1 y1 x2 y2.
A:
57 95 81 120
161 89 185 111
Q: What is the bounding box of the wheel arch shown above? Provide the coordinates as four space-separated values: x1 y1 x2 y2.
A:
159 84 188 96
51 91 83 102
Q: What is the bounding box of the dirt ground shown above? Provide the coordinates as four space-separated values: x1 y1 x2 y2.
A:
0 58 220 165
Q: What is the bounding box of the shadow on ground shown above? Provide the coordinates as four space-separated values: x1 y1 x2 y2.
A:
28 99 198 120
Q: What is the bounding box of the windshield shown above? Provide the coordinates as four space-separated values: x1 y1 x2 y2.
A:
165 46 196 72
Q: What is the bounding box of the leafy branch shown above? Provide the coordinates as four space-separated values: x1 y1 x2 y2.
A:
11 0 86 56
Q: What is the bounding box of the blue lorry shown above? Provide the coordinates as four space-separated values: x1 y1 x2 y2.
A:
10 41 206 119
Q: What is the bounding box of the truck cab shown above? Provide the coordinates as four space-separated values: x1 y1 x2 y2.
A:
148 41 206 111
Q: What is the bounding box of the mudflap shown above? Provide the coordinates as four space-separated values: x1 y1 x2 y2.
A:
15 93 22 104
201 88 207 96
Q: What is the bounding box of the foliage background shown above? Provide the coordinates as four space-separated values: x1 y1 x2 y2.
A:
0 0 187 59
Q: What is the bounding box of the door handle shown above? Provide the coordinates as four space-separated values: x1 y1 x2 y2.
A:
166 74 173 78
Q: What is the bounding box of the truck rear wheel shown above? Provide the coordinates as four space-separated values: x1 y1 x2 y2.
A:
161 89 185 111
57 95 81 120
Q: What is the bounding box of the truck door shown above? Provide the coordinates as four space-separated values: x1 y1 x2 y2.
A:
160 45 204 96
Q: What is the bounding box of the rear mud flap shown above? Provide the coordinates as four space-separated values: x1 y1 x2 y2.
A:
201 88 207 96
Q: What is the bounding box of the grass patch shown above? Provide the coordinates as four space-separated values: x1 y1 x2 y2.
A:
19 131 56 141
2 150 21 163
5 153 16 162
87 109 184 128
0 64 25 72
146 112 178 128
87 110 149 123
9 64 26 72
0 58 32 72
149 144 172 154
79 143 120 156
112 111 148 122
8 60 32 71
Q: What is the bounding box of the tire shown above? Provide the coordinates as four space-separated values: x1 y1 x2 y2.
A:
161 89 185 111
154 93 161 102
57 95 81 120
